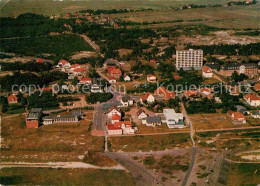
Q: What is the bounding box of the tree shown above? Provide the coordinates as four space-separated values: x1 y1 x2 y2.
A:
72 77 79 86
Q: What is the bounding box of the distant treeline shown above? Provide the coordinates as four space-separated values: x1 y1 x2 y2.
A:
79 8 153 15
0 71 67 91
0 61 52 72
186 42 260 56
228 0 257 6
117 18 207 26
0 13 66 38
235 31 260 36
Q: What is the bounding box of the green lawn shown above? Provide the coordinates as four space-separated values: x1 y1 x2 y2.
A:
0 34 94 57
0 168 135 186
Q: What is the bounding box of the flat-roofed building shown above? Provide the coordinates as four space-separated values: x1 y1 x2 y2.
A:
176 49 203 70
163 109 185 129
26 108 43 128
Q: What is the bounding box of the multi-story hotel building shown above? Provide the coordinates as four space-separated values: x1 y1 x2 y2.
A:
176 49 203 70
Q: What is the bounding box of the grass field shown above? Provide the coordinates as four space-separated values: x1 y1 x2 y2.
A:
189 113 251 131
108 133 191 152
0 167 135 185
227 163 260 186
1 111 105 163
112 5 260 29
0 34 94 57
0 0 229 17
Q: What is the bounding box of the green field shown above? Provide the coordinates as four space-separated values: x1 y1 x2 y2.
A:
0 34 94 57
0 167 135 185
0 0 229 17
227 163 260 185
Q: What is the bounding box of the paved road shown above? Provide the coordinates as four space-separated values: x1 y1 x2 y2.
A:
105 152 165 186
180 102 197 186
181 147 197 186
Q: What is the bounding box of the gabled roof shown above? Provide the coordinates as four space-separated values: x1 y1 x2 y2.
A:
107 124 122 130
232 112 246 121
141 92 153 101
185 90 197 97
111 68 122 74
114 121 132 128
122 95 131 102
111 114 121 121
59 59 70 65
80 77 91 82
37 58 44 63
108 106 121 114
147 74 156 78
254 83 260 91
146 116 161 123
73 67 87 72
137 109 146 116
244 93 260 101
70 64 80 68
154 86 175 100
173 75 181 80
108 76 116 80
8 94 18 102
202 66 213 73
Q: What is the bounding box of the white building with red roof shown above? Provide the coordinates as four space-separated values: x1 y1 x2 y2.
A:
111 114 121 124
140 93 155 104
202 66 213 78
244 93 260 107
154 86 175 100
107 106 121 118
58 59 71 70
8 94 18 104
108 77 116 83
227 110 246 124
147 74 157 83
79 77 92 85
72 67 87 76
107 121 134 135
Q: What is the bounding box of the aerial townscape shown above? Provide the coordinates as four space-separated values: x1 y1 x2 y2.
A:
0 0 259 185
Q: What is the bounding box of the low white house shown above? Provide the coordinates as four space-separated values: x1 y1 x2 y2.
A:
107 106 121 118
140 93 155 104
142 116 161 127
202 66 213 78
120 95 134 107
137 109 148 120
108 77 116 84
147 74 157 83
163 109 185 129
251 110 260 118
244 94 260 107
124 75 131 81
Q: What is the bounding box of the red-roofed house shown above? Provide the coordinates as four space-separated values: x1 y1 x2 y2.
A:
244 93 260 107
36 58 44 63
108 77 116 83
184 90 198 98
58 59 71 70
147 74 157 83
107 106 121 118
8 94 18 104
227 110 246 124
173 75 182 80
140 93 155 104
110 68 122 79
202 66 213 78
254 83 260 91
107 121 135 135
107 124 123 135
154 87 175 101
200 88 214 99
73 67 87 76
107 66 116 74
70 64 81 71
150 59 157 64
111 114 121 124
79 77 92 85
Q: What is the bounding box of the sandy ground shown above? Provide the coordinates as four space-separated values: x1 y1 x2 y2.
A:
0 161 125 170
